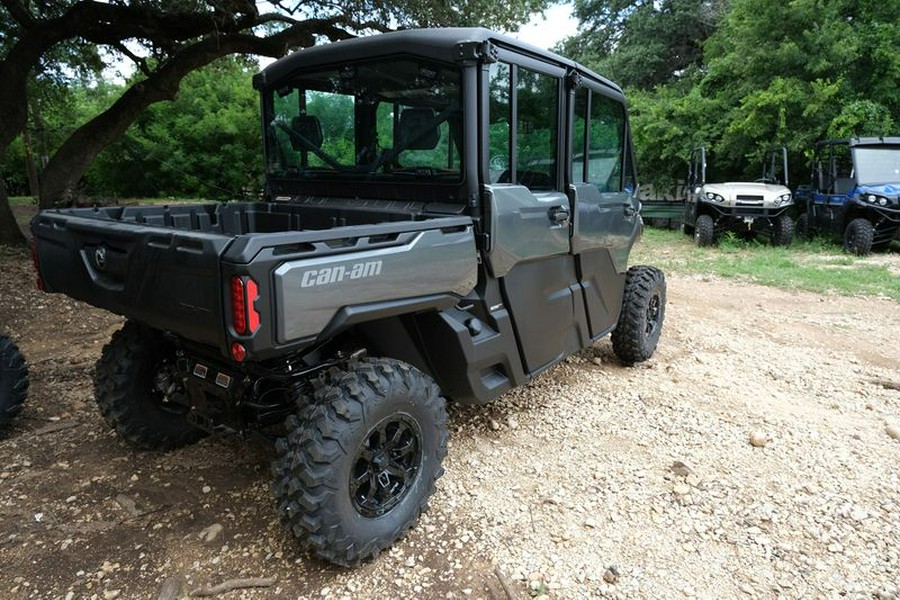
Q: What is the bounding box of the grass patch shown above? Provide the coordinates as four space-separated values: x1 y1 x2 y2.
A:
632 227 900 301
8 196 37 206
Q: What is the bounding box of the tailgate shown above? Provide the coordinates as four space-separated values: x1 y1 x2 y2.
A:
221 216 477 359
31 211 231 349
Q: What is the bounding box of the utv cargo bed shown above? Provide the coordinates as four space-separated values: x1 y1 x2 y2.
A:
32 199 477 357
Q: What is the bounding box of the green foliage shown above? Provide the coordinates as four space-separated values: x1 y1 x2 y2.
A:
0 137 28 196
828 100 895 139
570 0 900 192
85 57 262 199
564 0 718 88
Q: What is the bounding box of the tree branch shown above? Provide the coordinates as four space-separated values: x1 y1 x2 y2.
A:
110 42 151 77
0 0 34 26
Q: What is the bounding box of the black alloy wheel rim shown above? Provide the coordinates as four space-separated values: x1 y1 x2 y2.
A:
350 414 422 518
646 293 661 337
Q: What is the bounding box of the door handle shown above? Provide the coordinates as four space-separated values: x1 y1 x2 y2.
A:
548 205 570 224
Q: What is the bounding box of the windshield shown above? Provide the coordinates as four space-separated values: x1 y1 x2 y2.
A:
265 58 462 183
854 147 900 185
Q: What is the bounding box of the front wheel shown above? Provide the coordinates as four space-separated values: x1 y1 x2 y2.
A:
843 218 874 256
0 336 28 429
772 214 794 246
271 357 448 566
694 214 715 246
94 322 204 450
612 266 667 365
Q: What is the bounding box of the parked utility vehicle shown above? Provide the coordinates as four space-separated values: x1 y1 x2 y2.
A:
30 28 666 566
0 335 28 429
682 147 794 246
794 138 900 255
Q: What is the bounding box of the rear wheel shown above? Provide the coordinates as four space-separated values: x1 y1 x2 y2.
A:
0 336 28 429
94 321 204 450
795 213 811 240
271 357 448 566
772 214 794 246
694 214 715 246
843 218 874 256
612 266 667 365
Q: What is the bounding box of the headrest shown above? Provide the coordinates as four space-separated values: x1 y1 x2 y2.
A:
398 108 440 150
290 115 323 150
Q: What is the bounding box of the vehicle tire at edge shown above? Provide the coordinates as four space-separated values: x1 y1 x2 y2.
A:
694 214 715 246
795 213 811 240
843 218 875 256
0 336 29 430
271 357 448 567
772 214 794 246
94 321 205 450
612 266 667 365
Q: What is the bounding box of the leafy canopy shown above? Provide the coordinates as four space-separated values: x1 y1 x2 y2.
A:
566 0 899 190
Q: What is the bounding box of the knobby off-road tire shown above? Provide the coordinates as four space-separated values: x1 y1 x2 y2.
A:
612 266 667 365
0 336 28 429
94 322 204 450
271 357 448 567
843 218 875 256
694 214 715 247
795 213 811 241
772 214 794 247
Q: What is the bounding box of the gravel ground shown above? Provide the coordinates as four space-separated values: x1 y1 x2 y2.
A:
1 247 899 599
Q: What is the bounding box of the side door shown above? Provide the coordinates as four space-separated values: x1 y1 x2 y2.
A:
812 143 851 233
568 82 639 338
483 57 584 374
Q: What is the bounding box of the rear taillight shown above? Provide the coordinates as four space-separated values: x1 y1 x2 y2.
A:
30 239 44 291
230 275 260 335
230 276 247 334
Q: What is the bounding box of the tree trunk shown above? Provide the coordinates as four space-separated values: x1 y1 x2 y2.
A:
0 178 28 247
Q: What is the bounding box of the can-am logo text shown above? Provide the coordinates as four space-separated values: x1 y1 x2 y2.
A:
300 260 383 288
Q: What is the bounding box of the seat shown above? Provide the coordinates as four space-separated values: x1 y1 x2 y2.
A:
832 177 854 195
398 108 440 150
289 115 323 150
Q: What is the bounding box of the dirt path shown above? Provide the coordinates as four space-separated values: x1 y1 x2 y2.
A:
1 247 899 599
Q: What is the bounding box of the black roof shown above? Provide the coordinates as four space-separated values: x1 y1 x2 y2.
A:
255 27 620 94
